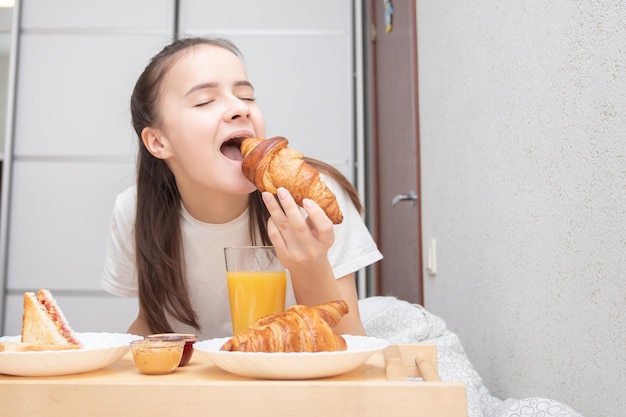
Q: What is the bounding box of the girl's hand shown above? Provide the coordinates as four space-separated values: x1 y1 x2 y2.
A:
261 187 367 336
261 187 334 270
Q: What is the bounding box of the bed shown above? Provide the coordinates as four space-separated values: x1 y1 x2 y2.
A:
359 296 585 417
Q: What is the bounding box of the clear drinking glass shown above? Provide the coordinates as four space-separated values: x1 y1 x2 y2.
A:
224 246 287 335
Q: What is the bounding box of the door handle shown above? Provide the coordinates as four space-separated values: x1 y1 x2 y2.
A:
392 191 418 207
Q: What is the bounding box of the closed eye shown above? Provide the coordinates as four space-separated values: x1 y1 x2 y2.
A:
194 100 215 107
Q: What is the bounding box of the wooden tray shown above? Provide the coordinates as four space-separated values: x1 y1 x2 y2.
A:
0 344 467 417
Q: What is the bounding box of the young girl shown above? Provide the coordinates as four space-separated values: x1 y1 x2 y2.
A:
100 37 382 340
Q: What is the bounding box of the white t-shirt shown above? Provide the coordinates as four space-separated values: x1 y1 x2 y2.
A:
100 178 383 340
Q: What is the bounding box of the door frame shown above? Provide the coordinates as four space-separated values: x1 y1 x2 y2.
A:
363 0 424 303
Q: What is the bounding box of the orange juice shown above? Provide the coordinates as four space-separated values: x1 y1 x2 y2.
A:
227 270 287 335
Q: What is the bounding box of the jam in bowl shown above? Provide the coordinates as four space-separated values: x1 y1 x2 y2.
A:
144 333 198 367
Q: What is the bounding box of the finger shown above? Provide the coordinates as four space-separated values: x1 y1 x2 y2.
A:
265 216 287 253
302 198 335 248
262 191 296 247
276 188 305 221
261 191 286 220
276 188 319 243
301 198 330 224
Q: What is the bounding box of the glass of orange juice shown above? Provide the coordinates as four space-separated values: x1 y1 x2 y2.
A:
224 246 287 335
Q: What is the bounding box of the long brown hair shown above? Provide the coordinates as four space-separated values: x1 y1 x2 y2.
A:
130 37 362 333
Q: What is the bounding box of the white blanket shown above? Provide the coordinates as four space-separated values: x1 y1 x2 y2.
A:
359 296 585 417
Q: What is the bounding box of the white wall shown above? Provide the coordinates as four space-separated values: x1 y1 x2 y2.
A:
1 0 171 335
0 7 11 153
417 2 625 417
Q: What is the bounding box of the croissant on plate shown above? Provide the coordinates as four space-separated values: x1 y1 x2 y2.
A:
220 300 349 353
241 136 344 224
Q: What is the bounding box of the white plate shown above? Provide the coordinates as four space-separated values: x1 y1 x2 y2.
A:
196 335 390 380
0 332 142 376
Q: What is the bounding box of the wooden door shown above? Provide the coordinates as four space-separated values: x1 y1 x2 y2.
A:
368 0 423 304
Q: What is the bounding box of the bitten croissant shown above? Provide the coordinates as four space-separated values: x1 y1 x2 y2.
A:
241 136 344 224
220 300 349 353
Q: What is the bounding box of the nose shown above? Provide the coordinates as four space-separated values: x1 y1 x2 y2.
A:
224 96 250 121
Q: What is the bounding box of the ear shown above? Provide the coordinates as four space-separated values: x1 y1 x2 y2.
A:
141 127 172 159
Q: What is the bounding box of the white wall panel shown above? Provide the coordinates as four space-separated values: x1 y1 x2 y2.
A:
4 293 138 335
0 1 175 334
181 0 347 32
20 0 173 31
13 34 168 157
6 161 135 290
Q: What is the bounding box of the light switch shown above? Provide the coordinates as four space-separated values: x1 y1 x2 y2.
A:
427 239 437 276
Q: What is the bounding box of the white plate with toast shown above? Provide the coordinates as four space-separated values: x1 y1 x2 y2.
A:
0 332 142 376
196 335 390 380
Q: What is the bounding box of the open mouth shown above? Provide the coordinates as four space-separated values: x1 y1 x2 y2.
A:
220 136 247 161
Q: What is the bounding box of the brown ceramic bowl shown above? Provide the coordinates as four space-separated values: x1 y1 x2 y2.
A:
145 333 198 367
